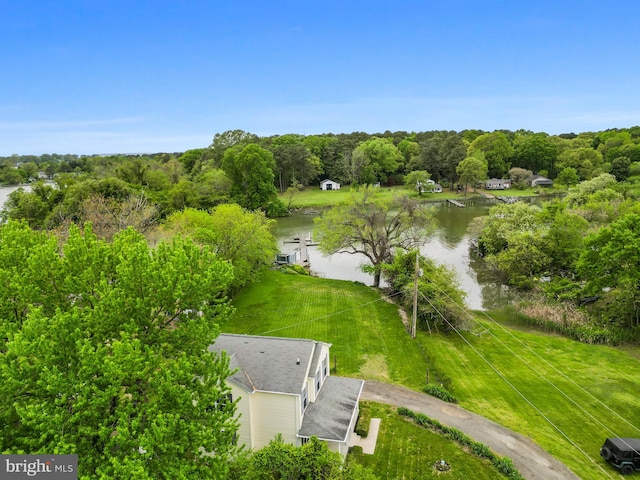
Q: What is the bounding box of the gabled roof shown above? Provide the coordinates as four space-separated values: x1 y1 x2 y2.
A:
209 334 331 394
298 376 364 442
320 179 339 185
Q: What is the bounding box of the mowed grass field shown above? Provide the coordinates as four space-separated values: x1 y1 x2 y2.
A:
348 402 505 480
224 269 640 480
281 184 552 208
223 269 430 387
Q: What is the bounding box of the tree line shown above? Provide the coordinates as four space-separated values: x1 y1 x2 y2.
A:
4 126 640 226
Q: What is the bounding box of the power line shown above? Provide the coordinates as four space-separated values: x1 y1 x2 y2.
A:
422 275 640 435
418 291 615 478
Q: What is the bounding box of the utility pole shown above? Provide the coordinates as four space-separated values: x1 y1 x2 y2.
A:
412 250 419 338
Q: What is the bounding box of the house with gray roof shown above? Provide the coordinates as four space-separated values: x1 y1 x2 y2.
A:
208 334 364 456
528 174 554 187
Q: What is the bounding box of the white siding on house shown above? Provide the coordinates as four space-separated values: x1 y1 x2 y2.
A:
250 391 300 448
229 384 252 448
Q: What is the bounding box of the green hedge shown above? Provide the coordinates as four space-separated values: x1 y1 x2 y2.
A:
397 407 524 480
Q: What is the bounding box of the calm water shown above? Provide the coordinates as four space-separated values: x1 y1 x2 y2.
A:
0 184 522 310
0 185 28 207
274 199 535 310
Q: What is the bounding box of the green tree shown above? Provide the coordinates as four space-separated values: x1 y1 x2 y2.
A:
1 187 50 228
557 147 603 180
273 142 321 192
193 168 232 208
577 213 640 329
0 222 238 479
352 138 403 185
413 131 466 185
467 131 514 178
556 167 580 186
610 156 631 181
513 133 559 176
228 435 377 480
508 167 533 188
456 155 488 195
382 250 469 331
222 144 286 216
210 129 259 166
163 205 278 291
178 148 209 175
479 201 586 288
314 186 436 288
397 138 420 167
404 170 431 195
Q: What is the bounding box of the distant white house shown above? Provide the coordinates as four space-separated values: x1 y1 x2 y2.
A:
208 334 364 456
320 179 341 191
417 179 442 193
485 178 511 190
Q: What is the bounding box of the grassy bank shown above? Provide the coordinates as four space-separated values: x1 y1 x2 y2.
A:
224 269 430 387
225 270 640 479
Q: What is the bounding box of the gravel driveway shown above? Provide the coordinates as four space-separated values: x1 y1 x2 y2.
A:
361 381 580 480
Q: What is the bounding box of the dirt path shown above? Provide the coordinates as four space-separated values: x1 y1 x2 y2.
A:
361 381 580 480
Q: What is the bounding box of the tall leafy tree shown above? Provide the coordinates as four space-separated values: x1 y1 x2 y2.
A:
456 155 488 195
163 205 278 291
210 129 259 166
221 144 286 216
352 138 403 185
513 133 559 176
314 186 436 287
467 131 514 178
578 213 640 328
404 170 432 195
0 222 238 479
382 250 469 331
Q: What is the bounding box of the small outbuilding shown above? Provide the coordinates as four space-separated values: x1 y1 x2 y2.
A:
529 175 554 187
320 179 341 191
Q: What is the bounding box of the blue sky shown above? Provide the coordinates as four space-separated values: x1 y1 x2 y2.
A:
1 0 639 155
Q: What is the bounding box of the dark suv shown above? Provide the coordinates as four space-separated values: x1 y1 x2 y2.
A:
601 438 640 475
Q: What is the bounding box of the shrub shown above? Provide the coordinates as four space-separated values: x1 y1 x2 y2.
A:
423 383 458 403
355 408 371 437
397 406 524 480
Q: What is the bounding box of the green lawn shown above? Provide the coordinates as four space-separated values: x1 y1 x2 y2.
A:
419 315 640 480
280 184 555 209
223 269 430 387
225 270 640 480
348 402 509 479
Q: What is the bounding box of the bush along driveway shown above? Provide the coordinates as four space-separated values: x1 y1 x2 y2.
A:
361 381 580 480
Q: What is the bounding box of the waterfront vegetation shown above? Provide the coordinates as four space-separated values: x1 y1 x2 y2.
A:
226 269 640 480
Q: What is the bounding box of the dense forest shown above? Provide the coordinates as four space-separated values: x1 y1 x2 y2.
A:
3 126 640 228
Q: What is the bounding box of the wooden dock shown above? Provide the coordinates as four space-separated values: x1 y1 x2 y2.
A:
497 196 518 204
447 199 466 208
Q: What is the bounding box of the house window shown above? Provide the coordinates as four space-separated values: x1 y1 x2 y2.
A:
206 393 233 413
301 437 309 445
322 355 328 378
301 384 308 411
315 369 321 391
